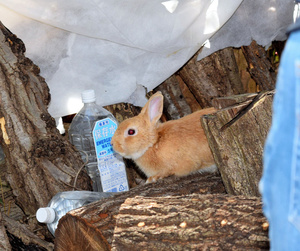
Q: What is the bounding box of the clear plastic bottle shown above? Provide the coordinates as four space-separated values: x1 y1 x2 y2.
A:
68 90 129 193
36 191 114 236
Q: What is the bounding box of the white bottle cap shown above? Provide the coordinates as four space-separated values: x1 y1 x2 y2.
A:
81 89 96 103
36 207 56 223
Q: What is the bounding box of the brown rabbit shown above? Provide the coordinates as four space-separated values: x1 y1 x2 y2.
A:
111 91 216 183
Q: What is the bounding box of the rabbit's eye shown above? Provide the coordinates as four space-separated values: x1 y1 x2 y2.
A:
128 129 136 136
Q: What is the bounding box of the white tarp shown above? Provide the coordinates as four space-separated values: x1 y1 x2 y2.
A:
0 0 294 118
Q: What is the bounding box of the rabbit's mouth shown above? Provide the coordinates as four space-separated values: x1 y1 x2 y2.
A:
115 145 150 161
127 147 149 160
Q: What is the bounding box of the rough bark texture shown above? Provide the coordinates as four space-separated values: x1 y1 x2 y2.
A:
201 93 273 196
104 103 142 124
55 172 225 250
154 75 202 120
3 214 54 251
112 194 269 251
0 211 11 251
178 47 245 108
212 93 259 110
0 22 91 216
241 40 276 91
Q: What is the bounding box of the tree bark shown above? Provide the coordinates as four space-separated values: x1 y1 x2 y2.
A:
112 194 269 251
211 93 259 110
55 172 225 250
178 47 245 108
241 40 276 91
201 93 273 196
0 211 11 251
3 214 54 251
154 75 202 120
104 103 142 124
0 22 91 216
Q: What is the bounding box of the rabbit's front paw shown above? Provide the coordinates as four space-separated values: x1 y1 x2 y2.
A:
146 173 172 184
146 176 159 184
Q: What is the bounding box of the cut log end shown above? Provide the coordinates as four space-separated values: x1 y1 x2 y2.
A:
55 216 110 251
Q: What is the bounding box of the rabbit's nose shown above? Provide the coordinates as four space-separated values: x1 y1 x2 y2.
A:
111 139 117 149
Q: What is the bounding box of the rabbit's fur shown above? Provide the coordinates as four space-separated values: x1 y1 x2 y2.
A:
111 91 216 183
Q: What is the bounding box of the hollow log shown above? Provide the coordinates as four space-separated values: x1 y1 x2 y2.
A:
55 172 226 250
112 194 269 251
0 22 91 216
201 93 273 196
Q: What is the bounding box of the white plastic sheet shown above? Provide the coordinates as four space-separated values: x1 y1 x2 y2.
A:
0 0 294 118
198 0 295 60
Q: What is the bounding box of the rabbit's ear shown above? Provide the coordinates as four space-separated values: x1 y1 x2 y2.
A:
141 92 163 124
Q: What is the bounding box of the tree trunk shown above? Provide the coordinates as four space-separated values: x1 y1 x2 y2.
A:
201 93 273 196
0 22 91 216
55 172 225 250
112 194 269 251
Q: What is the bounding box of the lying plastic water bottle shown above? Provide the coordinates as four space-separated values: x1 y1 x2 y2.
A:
36 191 114 236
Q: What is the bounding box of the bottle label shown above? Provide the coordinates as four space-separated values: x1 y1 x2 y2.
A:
93 118 129 192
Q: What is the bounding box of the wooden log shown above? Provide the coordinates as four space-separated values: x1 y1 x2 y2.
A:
0 22 91 216
55 172 226 250
154 75 202 120
241 40 276 91
104 103 142 124
178 47 245 108
3 214 54 250
0 211 11 251
212 93 259 110
112 194 269 250
201 93 273 196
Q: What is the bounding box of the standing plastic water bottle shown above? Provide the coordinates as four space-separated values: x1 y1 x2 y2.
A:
68 90 129 193
36 191 113 236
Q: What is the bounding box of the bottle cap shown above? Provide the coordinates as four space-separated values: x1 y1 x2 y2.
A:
36 207 56 223
81 89 96 103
